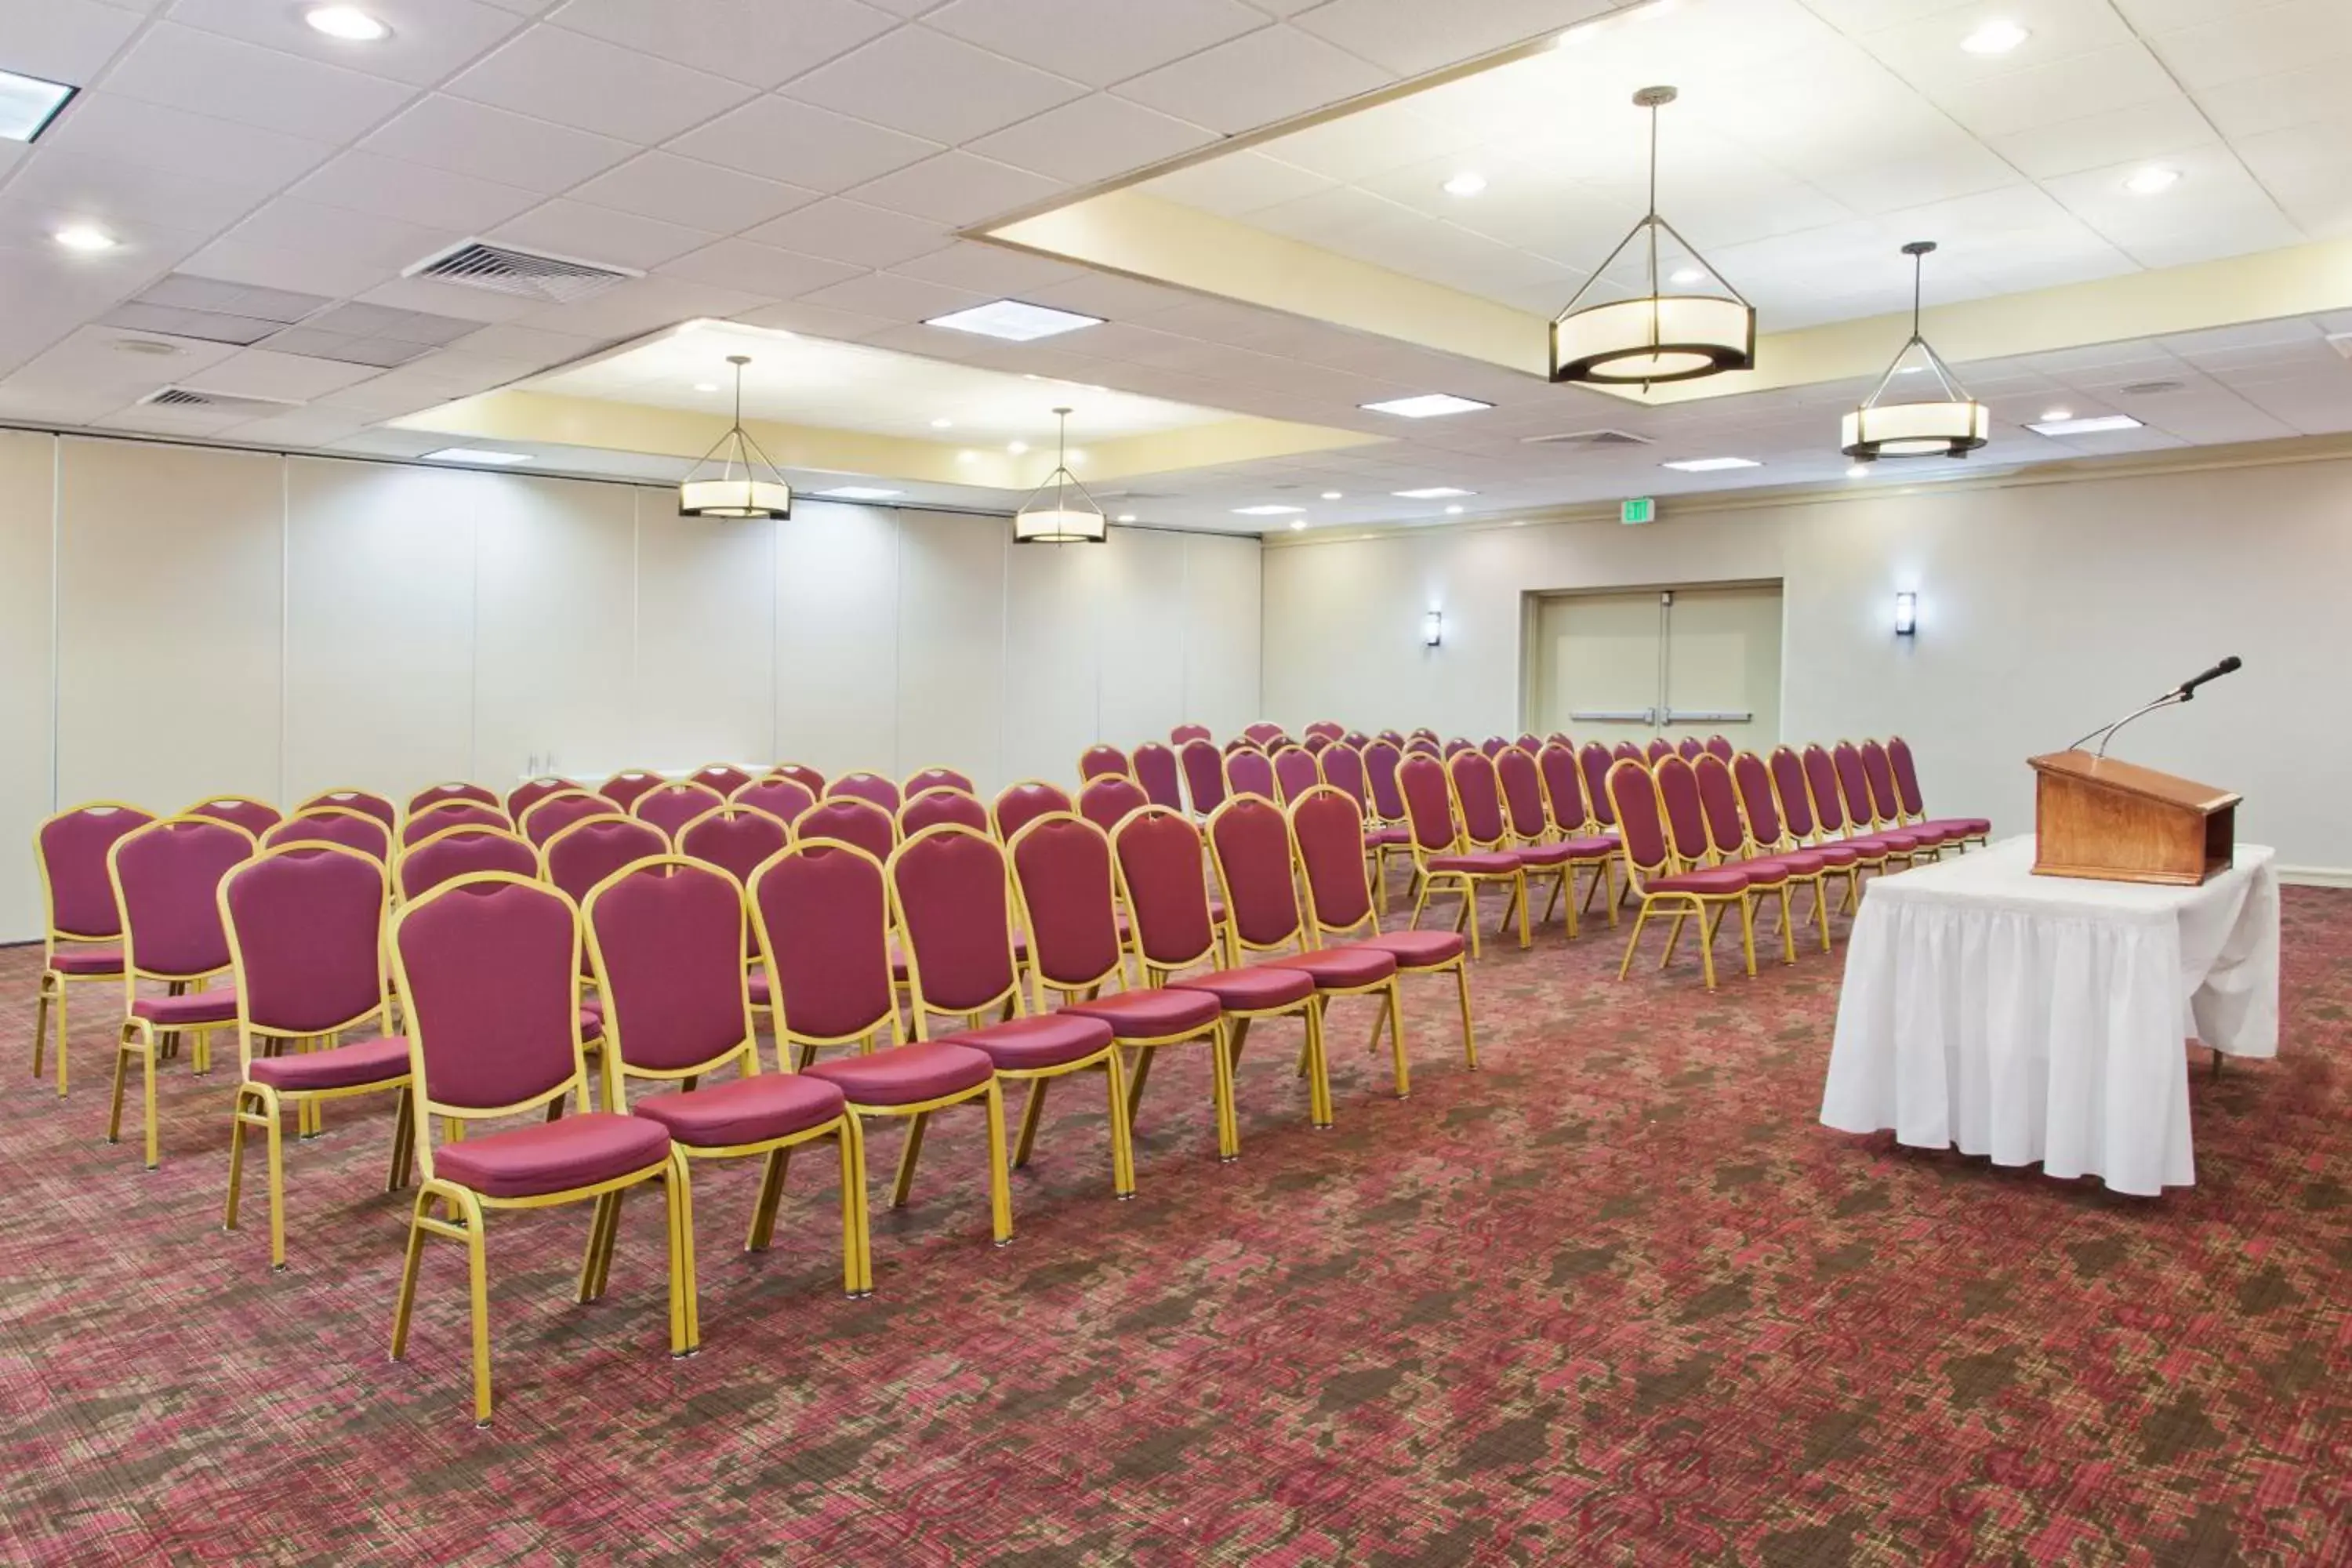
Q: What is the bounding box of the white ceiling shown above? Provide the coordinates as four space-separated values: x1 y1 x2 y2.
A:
0 0 2348 535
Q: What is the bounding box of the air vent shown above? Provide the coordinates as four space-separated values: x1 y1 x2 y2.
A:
2119 379 2187 396
1523 428 1654 448
136 387 304 415
405 239 640 304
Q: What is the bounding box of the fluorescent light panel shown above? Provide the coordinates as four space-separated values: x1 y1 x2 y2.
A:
815 485 903 499
1361 394 1494 419
924 299 1104 342
0 69 75 143
1392 487 1472 499
2027 414 2143 436
1661 456 1761 472
1233 504 1304 516
422 447 532 465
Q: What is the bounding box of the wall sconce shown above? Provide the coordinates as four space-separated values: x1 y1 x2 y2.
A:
1893 591 1917 637
1424 609 1443 647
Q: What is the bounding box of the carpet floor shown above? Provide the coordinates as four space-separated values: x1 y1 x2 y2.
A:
1 879 2347 1566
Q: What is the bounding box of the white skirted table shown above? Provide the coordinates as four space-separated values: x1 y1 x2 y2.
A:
1821 836 2279 1196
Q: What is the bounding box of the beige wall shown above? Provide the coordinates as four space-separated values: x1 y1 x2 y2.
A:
1262 456 2352 877
2 432 1263 942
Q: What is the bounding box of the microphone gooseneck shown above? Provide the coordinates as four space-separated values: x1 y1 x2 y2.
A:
2064 656 2245 757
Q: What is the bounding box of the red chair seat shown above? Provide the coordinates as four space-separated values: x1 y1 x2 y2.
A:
131 988 238 1026
433 1112 673 1200
574 998 604 1042
1918 816 1990 839
1363 826 1413 847
629 1073 846 1149
1169 965 1315 1011
1730 856 1791 884
804 1041 993 1107
1361 930 1465 967
1062 987 1221 1037
49 946 123 976
247 1035 410 1092
1803 842 1863 866
1428 852 1519 874
1646 867 1753 895
1265 946 1398 988
1558 834 1618 857
748 969 771 1007
1510 842 1578 867
1753 849 1835 876
1863 829 1929 853
942 1013 1115 1072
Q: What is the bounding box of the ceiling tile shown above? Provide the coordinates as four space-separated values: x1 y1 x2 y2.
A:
965 92 1215 185
289 150 543 232
194 346 385 399
361 94 636 192
666 95 942 193
176 238 397 299
1144 151 1338 215
491 199 717 269
781 26 1089 144
2190 60 2341 140
728 298 903 338
567 152 821 233
2141 0 2352 92
739 198 953 267
514 274 768 337
220 194 459 274
922 0 1272 88
1290 0 1614 74
843 149 1060 225
545 0 899 88
1983 97 2219 181
355 272 553 321
653 238 866 296
160 0 529 85
0 147 270 238
0 0 144 82
1113 24 1391 134
887 239 1083 294
445 321 611 365
39 93 335 191
445 24 757 143
1929 45 2182 140
98 22 419 142
793 269 991 320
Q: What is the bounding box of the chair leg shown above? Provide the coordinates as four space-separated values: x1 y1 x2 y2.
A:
387 1085 416 1192
747 1147 788 1252
1777 885 1797 965
1512 873 1531 949
1012 1076 1048 1169
459 1190 493 1427
1816 881 1834 953
31 978 51 1085
1123 1044 1155 1126
890 1111 930 1210
1382 980 1409 1100
1696 902 1719 991
1407 877 1432 935
982 1082 1014 1246
263 1089 289 1269
1737 896 1759 979
1617 903 1651 980
1209 1022 1241 1161
389 1189 430 1363
224 1086 253 1234
1302 1002 1334 1128
843 1115 875 1297
1226 1015 1252 1073
1452 964 1478 1069
832 1125 864 1295
667 1152 699 1355
578 1190 621 1303
1102 1051 1136 1200
1659 910 1688 970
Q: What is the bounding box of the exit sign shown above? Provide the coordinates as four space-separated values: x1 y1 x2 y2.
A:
1621 496 1656 525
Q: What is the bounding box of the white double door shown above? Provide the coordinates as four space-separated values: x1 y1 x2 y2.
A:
1530 584 1783 754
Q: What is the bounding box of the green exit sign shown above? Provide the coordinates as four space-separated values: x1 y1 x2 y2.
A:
1621 496 1656 525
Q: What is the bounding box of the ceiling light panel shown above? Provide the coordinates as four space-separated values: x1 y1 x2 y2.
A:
423 447 532 464
925 299 1105 342
1233 504 1305 515
2027 414 2143 435
1361 394 1494 418
1392 486 1472 498
0 69 75 143
1661 456 1761 471
815 485 904 499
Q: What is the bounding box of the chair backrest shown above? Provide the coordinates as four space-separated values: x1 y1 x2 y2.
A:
993 779 1072 842
1515 733 1541 753
1110 808 1218 971
1359 739 1403 822
890 825 1022 1026
1831 741 1883 830
1613 741 1642 762
1076 744 1129 782
391 874 585 1123
1269 746 1320 804
731 774 818 826
1704 735 1735 762
677 804 789 889
39 803 156 941
221 842 388 1040
1303 720 1345 743
264 806 390 863
903 764 975 798
1675 737 1704 760
599 770 665 813
1178 739 1227 815
1132 742 1183 809
750 842 899 1046
1319 742 1369 813
1479 736 1508 758
506 775 584 823
1857 740 1905 825
792 796 897 863
408 781 498 816
297 789 396 832
1243 721 1287 747
1653 755 1713 866
1538 742 1588 835
1579 742 1619 828
1444 749 1511 851
1344 730 1373 749
401 799 508 848
1408 728 1438 743
1206 795 1305 956
111 815 256 982
397 824 537 902
1289 786 1375 935
1076 774 1149 834
542 815 668 909
770 762 826 797
1007 813 1124 996
1403 737 1440 758
1223 736 1261 756
1693 753 1751 858
1813 743 1864 834
187 796 281 839
1886 735 1928 818
1773 746 1822 839
1397 753 1461 857
1645 738 1675 764
1492 747 1548 842
585 856 753 1082
899 787 991 837
691 763 753 798
1442 738 1473 759
1302 734 1331 755
1225 748 1276 802
633 780 727 843
520 788 608 848
1605 760 1673 883
1169 723 1211 745
1733 752 1788 849
827 771 902 814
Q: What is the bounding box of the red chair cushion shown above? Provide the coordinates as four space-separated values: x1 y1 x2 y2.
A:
1646 867 1753 895
433 1112 672 1200
49 946 123 976
1558 834 1618 857
1169 965 1316 1011
131 988 238 1026
941 1013 1114 1072
1265 946 1398 988
247 1035 411 1092
804 1041 993 1107
1804 842 1863 866
1729 856 1791 884
1428 852 1519 874
1062 987 1221 1037
748 969 771 1007
1363 826 1413 847
1754 849 1835 876
1918 817 1991 839
629 1073 846 1149
1361 930 1465 967
577 1002 604 1043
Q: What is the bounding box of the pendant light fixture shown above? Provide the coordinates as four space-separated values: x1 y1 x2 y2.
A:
1551 85 1755 388
1012 407 1106 544
678 354 791 519
1842 241 1989 463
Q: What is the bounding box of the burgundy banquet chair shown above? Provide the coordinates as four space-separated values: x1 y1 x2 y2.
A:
1225 748 1276 803
1613 741 1644 763
1692 753 1807 963
1132 742 1184 810
1605 759 1758 993
1359 739 1416 902
507 775 585 823
1704 735 1735 762
1076 744 1131 782
827 771 902 815
677 804 790 892
297 788 397 833
265 806 390 863
600 770 666 815
1580 742 1624 834
898 787 991 838
1178 739 1227 817
1076 774 1150 834
31 800 154 1097
401 800 510 848
397 824 538 902
1885 735 1990 848
1319 742 1369 815
1302 734 1331 755
1813 744 1927 871
993 779 1072 843
1537 742 1619 923
769 762 826 797
1303 721 1345 744
409 782 499 817
1479 737 1508 758
1269 746 1321 804
633 780 728 844
1656 755 1781 978
1864 739 1983 850
1515 733 1541 753
1169 723 1212 746
1726 752 1847 949
793 797 898 864
1774 745 1893 907
1449 748 1577 938
1243 721 1287 748
1399 754 1527 958
731 774 818 827
187 796 281 840
542 815 667 1045
520 789 609 848
903 764 975 799
691 763 754 798
1675 737 1704 760
1496 746 1617 935
1646 739 1676 764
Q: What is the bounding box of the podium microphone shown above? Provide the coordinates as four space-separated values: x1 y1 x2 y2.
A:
2065 655 2243 757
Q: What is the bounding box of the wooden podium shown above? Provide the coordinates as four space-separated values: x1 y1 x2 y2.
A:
2028 750 2239 886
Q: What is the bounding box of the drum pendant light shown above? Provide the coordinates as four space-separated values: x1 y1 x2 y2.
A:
677 354 792 518
1550 85 1755 388
1841 241 1989 463
1012 407 1106 544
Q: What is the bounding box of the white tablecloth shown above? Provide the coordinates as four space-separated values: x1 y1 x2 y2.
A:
1821 836 2279 1196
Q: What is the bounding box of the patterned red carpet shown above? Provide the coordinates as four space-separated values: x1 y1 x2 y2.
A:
2 884 2347 1566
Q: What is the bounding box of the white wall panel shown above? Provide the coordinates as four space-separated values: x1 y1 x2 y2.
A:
895 510 1008 790
1182 533 1263 738
1097 528 1189 748
775 500 898 780
633 495 775 771
0 431 55 940
1002 532 1106 787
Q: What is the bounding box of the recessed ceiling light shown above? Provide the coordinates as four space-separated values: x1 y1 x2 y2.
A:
1289 519 1308 531
1234 504 1305 516
2040 407 2073 423
1846 463 1871 479
1116 513 1138 523
815 485 904 500
53 225 117 252
1959 20 2027 54
1443 172 1488 197
693 381 719 392
1444 504 1465 514
111 338 180 357
1320 491 1343 500
423 447 532 466
924 299 1104 342
930 417 953 428
0 68 77 143
305 5 391 42
2125 165 2180 195
1661 456 1761 472
2027 413 2143 436
1007 441 1027 455
956 450 978 463
1362 394 1494 419
1393 487 1472 499
1669 267 1706 285
1896 365 1924 375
